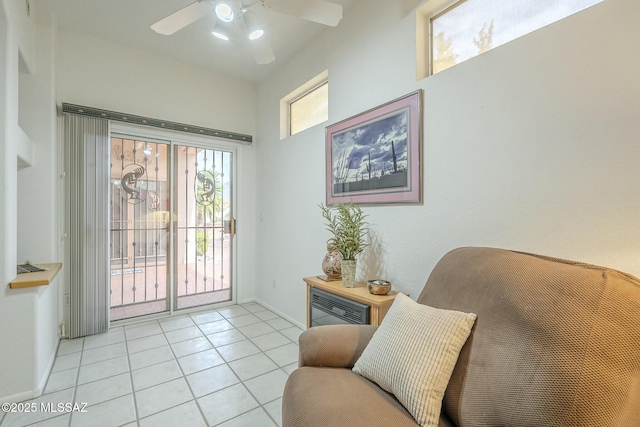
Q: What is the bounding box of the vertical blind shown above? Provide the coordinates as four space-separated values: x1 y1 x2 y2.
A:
65 114 110 338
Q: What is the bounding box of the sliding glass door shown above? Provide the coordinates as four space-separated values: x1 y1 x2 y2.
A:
109 136 234 321
174 145 233 310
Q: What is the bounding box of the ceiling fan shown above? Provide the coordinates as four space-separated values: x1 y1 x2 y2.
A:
150 0 343 65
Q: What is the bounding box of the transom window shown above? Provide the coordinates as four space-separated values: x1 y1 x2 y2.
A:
428 0 603 75
290 81 328 136
280 70 329 139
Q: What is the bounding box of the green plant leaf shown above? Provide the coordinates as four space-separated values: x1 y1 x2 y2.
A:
319 202 368 260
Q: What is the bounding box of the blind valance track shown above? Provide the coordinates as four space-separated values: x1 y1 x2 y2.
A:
62 103 253 144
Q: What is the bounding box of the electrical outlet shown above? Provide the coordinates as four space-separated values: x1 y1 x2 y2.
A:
65 294 70 305
272 278 276 289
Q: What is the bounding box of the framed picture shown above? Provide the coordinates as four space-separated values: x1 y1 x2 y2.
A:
325 90 423 205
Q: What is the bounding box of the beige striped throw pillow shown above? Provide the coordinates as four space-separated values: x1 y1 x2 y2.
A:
352 293 477 427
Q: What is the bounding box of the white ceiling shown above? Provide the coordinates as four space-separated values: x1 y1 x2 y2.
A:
32 0 357 84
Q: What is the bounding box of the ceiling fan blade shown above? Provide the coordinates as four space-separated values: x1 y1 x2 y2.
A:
151 1 213 35
263 0 343 27
249 38 276 65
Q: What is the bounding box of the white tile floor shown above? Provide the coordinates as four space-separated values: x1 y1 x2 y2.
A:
0 303 304 427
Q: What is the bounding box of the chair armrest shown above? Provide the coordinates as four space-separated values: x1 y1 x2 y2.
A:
298 324 378 368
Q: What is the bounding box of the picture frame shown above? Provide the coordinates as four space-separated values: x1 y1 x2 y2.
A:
325 90 423 205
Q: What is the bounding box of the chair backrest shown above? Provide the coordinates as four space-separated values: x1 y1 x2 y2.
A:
419 247 640 427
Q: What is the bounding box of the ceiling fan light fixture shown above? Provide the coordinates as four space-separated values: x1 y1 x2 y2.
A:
249 29 264 40
241 10 264 40
211 30 230 40
215 3 234 22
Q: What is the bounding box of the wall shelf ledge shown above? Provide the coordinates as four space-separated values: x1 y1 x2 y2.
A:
9 263 62 289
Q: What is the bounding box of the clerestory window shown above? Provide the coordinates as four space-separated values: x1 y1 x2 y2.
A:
426 0 603 75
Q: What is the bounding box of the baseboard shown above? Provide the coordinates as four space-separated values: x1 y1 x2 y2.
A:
252 298 306 331
35 336 60 396
0 388 39 404
1 336 60 403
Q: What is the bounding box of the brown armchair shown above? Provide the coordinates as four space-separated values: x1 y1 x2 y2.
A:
283 247 640 427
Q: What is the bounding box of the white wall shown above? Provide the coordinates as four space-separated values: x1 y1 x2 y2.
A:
54 29 258 304
56 29 256 138
1 2 260 401
22 7 61 396
255 0 640 325
0 0 61 402
17 8 57 267
0 0 23 402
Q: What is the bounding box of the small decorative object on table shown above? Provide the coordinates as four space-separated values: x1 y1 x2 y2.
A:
320 202 368 288
367 279 392 295
320 244 343 280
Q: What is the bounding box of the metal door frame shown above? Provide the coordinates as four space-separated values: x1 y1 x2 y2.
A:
110 122 238 320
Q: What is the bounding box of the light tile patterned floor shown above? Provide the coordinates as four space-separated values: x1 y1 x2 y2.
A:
0 303 303 427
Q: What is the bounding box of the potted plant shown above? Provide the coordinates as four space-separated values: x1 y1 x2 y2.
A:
320 202 368 288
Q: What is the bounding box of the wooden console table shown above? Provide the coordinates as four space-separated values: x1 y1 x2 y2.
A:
303 276 401 328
